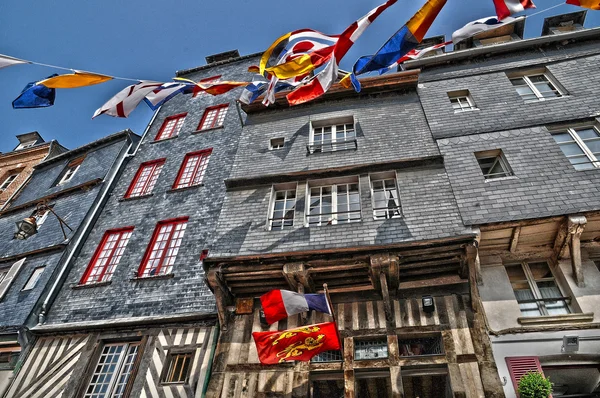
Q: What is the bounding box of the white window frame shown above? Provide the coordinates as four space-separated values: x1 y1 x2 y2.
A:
58 158 84 185
0 258 26 300
268 184 297 231
33 208 51 229
22 267 45 291
16 141 36 150
508 71 564 102
309 116 356 154
305 177 361 227
448 91 478 113
551 125 600 170
475 149 513 180
0 174 18 190
84 342 140 398
269 137 285 150
369 172 402 220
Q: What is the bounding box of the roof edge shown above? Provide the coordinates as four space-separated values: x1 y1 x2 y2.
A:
176 51 263 77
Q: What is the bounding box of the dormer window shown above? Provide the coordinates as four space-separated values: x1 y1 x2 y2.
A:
508 70 564 102
308 116 357 154
56 157 85 186
16 141 36 150
0 173 19 190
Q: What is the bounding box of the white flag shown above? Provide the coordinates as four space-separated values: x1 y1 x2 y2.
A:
0 54 30 70
452 16 523 44
93 81 162 119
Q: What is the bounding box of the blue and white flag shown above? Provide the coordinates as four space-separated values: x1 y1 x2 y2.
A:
452 16 523 44
13 75 57 109
144 82 192 110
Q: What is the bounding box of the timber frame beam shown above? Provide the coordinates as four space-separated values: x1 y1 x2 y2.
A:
568 215 587 287
206 267 234 330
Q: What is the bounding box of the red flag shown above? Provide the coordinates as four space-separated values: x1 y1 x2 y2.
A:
252 322 340 365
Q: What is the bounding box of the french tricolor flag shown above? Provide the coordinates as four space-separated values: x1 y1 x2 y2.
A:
260 290 332 324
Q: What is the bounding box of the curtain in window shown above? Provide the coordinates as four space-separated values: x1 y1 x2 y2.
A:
514 289 541 317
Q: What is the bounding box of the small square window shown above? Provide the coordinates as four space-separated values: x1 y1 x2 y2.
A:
508 70 564 101
269 137 285 150
155 113 187 141
198 104 228 131
162 352 194 384
309 116 356 154
56 157 85 186
475 150 513 180
22 267 45 291
448 90 477 112
354 338 388 360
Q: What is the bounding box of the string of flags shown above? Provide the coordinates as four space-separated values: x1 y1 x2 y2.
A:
0 0 597 116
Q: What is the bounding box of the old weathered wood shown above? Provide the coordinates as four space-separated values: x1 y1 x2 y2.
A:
379 273 393 327
207 268 233 330
553 218 570 260
568 216 587 287
465 238 482 286
509 226 521 253
343 337 355 398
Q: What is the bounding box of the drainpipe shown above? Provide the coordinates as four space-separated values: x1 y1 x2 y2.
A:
201 322 220 398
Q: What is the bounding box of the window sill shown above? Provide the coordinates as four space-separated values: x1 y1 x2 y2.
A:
523 95 569 104
167 184 203 194
517 312 594 326
131 273 175 281
151 136 179 144
119 194 154 202
484 175 518 183
453 108 479 114
192 126 224 134
72 280 112 289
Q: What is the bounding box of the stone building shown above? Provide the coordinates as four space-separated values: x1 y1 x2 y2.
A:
0 130 138 397
405 11 600 397
0 132 66 209
2 52 251 398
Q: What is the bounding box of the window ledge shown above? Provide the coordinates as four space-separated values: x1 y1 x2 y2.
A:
72 280 112 289
454 108 480 114
193 126 224 134
131 273 175 282
518 313 594 326
119 194 154 202
524 95 569 104
484 175 518 183
167 184 204 194
151 136 179 144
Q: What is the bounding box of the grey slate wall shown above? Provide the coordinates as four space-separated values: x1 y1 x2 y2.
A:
45 57 259 324
417 39 600 140
231 92 440 180
437 124 600 225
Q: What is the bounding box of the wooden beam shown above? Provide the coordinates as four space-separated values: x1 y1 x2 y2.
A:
206 268 233 331
343 337 355 398
553 218 570 260
399 257 461 270
466 236 482 286
568 216 587 287
509 226 521 253
380 273 393 326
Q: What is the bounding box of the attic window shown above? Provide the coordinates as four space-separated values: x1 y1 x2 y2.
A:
56 156 85 186
478 35 513 46
550 22 583 34
475 149 513 180
269 137 285 150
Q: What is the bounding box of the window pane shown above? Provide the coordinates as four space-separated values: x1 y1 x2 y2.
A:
356 376 392 398
354 340 388 360
575 128 600 140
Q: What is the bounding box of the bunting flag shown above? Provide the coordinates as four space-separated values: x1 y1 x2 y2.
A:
371 40 452 76
260 29 339 80
493 0 536 20
93 81 162 118
143 82 191 110
452 16 523 44
238 80 294 105
12 75 58 109
173 77 248 96
38 71 113 89
0 54 30 70
351 0 448 84
286 0 398 106
566 0 600 9
260 290 332 324
252 322 341 364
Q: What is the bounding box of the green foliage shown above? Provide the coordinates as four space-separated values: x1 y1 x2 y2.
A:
517 371 553 398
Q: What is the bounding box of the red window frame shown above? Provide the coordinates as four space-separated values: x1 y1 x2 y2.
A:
192 75 222 97
138 217 189 278
124 159 166 198
155 113 187 141
197 104 228 131
80 227 134 284
172 148 213 189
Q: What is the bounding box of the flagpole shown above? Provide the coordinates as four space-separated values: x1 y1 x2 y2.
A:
323 283 343 349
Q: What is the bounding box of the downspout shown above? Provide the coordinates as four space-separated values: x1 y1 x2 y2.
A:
37 108 159 324
201 321 220 398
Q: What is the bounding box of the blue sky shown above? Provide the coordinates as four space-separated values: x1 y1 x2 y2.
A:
0 0 597 152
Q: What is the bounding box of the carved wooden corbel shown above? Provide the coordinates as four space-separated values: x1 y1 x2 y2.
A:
465 232 482 286
206 266 234 331
568 215 587 287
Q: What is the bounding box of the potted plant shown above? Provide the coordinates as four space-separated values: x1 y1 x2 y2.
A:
517 371 553 398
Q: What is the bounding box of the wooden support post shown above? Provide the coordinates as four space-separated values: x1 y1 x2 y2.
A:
206 267 234 331
379 272 393 327
343 337 355 398
553 219 570 260
509 226 521 253
388 334 404 398
465 238 482 286
568 216 587 287
369 253 397 328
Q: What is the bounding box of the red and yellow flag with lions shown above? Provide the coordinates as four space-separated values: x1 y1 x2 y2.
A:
252 322 340 365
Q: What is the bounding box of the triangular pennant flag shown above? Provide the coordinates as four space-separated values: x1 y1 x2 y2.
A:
93 81 163 118
566 0 600 9
38 71 112 88
13 75 58 109
144 82 191 110
452 16 523 44
0 54 30 70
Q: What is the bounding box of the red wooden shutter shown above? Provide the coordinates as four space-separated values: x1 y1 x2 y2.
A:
506 356 544 394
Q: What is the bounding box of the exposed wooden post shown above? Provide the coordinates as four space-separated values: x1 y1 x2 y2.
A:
283 263 314 292
343 337 355 398
553 219 570 260
509 226 521 253
388 334 404 398
379 273 393 325
369 253 397 328
206 267 233 331
568 216 587 287
465 232 482 286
